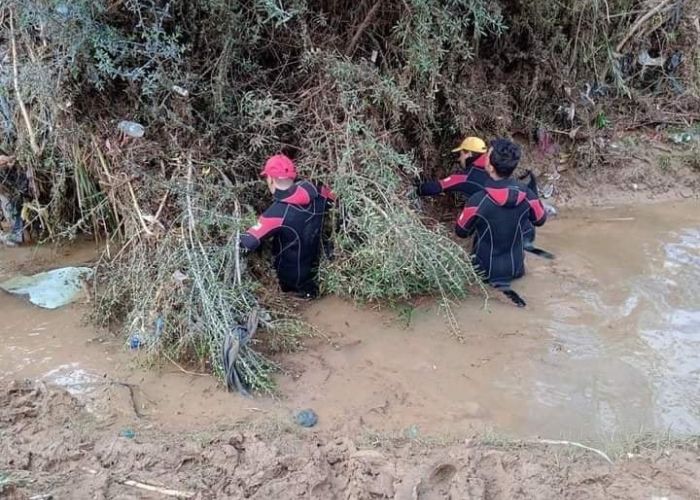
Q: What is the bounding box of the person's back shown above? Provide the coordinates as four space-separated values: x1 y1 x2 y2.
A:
241 155 333 298
455 139 546 297
266 180 327 294
457 180 541 286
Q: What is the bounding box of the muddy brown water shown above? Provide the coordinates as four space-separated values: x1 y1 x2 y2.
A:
1 201 698 442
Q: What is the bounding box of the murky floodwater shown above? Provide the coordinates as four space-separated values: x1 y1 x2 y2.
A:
0 201 698 440
289 200 700 439
510 202 700 437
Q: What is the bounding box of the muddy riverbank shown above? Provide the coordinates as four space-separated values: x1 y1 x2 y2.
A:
1 199 700 498
2 380 699 499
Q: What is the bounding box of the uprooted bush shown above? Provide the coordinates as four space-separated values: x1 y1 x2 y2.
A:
1 0 699 391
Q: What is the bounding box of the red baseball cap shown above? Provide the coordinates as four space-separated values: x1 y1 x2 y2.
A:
260 154 297 180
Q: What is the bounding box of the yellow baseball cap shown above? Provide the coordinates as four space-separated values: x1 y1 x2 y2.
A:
451 136 488 153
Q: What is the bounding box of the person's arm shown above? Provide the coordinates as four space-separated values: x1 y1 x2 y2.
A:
417 172 470 196
518 169 538 193
455 193 483 238
319 184 336 202
240 207 284 252
526 188 547 227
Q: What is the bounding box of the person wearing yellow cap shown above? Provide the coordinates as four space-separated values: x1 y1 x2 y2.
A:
416 136 554 261
416 136 490 199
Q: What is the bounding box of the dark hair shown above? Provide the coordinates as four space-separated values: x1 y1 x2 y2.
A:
489 138 521 178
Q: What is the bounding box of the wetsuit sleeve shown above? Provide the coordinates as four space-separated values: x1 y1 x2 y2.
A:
240 207 284 252
319 184 337 209
518 170 538 193
526 188 547 227
417 180 442 196
418 173 471 197
455 193 482 238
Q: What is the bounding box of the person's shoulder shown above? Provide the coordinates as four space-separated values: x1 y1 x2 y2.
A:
261 201 286 217
467 189 487 205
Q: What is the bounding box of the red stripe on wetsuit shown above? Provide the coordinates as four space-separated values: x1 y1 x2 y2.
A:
529 199 546 223
320 185 337 202
439 174 470 190
280 188 311 205
457 206 478 229
247 216 284 240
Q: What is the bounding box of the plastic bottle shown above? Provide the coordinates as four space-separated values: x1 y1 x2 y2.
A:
117 121 145 138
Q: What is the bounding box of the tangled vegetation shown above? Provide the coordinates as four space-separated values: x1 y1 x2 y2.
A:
1 0 698 391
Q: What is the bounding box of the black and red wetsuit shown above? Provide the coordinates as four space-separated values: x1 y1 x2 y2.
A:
418 156 540 246
417 154 490 198
455 178 546 288
240 180 335 297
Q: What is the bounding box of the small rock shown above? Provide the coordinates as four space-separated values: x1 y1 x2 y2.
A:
295 409 318 428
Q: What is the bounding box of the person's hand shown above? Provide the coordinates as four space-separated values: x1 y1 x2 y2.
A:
517 169 532 181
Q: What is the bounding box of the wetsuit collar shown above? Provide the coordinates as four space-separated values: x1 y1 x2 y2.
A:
274 183 297 201
274 181 316 206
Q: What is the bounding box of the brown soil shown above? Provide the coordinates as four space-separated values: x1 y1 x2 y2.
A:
1 380 699 500
518 132 700 207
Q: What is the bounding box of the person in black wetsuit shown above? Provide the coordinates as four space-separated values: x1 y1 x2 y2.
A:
240 154 334 299
416 136 490 199
417 136 550 254
455 139 547 306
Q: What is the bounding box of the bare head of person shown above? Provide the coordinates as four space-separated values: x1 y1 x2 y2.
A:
486 139 521 180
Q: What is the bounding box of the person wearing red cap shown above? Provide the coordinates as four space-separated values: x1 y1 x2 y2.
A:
240 154 335 298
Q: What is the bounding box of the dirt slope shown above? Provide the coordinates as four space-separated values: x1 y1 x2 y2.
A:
1 381 698 499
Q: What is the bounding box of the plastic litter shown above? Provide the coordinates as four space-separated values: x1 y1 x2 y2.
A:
119 429 136 439
154 315 165 337
221 310 259 396
0 267 92 309
404 425 419 439
172 85 189 97
638 50 666 68
669 131 699 145
55 4 72 17
295 409 318 428
541 183 555 199
117 120 145 138
543 202 558 217
129 333 143 350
